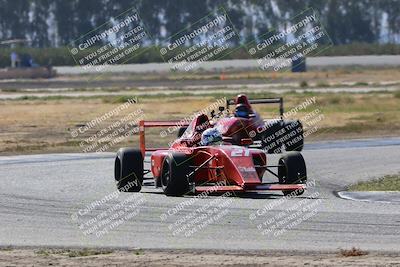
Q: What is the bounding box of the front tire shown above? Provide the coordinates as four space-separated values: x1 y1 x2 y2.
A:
161 152 191 196
278 152 307 196
114 148 143 192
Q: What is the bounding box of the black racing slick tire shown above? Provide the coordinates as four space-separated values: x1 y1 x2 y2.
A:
177 127 187 138
161 152 191 196
260 119 283 154
278 152 307 196
114 148 143 192
284 120 304 152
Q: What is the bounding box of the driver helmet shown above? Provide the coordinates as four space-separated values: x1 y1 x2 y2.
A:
235 103 250 118
200 128 222 146
234 94 252 118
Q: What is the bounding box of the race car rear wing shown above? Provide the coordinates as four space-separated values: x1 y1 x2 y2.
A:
139 120 190 157
226 97 284 119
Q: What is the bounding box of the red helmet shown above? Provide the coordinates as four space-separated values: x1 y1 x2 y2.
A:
235 94 252 109
234 94 253 118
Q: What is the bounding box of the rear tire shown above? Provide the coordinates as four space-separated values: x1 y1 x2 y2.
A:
161 153 191 196
177 127 187 138
114 148 143 192
284 120 304 152
260 120 283 154
278 152 307 196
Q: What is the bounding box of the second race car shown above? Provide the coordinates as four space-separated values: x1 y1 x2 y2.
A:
178 94 304 154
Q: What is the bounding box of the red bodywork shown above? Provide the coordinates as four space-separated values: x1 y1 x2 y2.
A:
214 115 264 145
216 94 264 144
212 94 281 146
140 117 305 194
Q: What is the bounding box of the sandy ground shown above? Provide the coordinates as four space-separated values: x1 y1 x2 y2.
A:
0 248 399 267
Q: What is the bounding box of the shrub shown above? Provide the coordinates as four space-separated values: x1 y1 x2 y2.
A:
299 80 308 88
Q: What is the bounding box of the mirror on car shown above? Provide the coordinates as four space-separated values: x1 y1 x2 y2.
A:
210 110 215 118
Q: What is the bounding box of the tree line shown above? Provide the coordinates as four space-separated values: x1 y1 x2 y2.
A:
0 0 399 48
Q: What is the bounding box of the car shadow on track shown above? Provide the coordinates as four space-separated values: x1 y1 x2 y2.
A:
139 190 319 199
231 192 323 199
141 181 321 199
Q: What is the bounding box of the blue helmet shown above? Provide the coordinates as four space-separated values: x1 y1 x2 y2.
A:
200 128 222 146
235 103 250 118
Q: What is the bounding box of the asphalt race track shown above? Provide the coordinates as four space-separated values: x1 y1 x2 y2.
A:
0 138 400 252
54 56 400 75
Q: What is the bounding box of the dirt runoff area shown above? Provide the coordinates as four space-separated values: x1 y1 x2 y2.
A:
0 248 399 266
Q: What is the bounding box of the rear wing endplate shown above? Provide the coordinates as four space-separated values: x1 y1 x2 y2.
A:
139 120 190 157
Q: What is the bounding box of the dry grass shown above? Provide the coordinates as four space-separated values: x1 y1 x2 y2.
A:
0 92 399 155
35 248 113 257
348 174 400 191
339 247 368 257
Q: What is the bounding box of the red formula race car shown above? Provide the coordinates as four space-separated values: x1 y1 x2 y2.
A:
178 95 304 154
114 114 307 197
